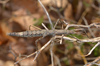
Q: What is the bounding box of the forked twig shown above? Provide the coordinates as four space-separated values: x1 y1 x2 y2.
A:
82 17 95 38
62 20 100 29
14 38 52 65
84 56 100 66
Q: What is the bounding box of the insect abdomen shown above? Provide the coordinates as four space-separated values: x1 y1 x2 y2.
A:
7 30 45 37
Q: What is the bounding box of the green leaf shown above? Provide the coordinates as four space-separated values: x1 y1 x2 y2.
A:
93 47 99 56
64 59 69 65
65 41 74 49
34 16 44 26
83 1 91 7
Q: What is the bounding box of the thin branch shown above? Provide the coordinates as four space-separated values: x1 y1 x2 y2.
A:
84 56 100 66
55 36 100 43
82 17 95 38
14 39 52 65
49 6 64 18
85 42 100 56
54 54 61 66
38 0 53 29
84 62 100 66
63 20 100 29
42 23 49 30
50 40 54 66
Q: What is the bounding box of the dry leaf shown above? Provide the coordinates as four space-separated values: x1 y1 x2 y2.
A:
8 8 46 30
0 60 4 66
11 0 38 13
64 3 74 20
9 9 38 30
4 61 14 66
41 0 68 8
0 21 16 43
20 58 37 66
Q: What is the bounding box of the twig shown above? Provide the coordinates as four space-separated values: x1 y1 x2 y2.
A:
9 46 20 66
50 40 54 66
63 20 100 29
84 62 100 66
85 42 100 56
42 23 49 30
84 56 100 66
82 17 95 38
55 36 100 43
14 38 52 65
54 54 61 66
49 6 64 18
78 8 90 24
38 0 53 29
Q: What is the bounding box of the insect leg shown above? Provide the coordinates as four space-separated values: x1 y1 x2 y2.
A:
32 36 45 62
35 35 46 53
54 19 65 44
60 23 64 44
54 19 60 29
29 25 41 30
29 25 32 30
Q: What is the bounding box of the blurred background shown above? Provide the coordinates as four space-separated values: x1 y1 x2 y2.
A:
0 0 100 66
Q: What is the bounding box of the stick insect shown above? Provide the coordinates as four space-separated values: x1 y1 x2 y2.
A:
7 19 85 64
7 28 81 38
7 19 83 49
7 19 83 39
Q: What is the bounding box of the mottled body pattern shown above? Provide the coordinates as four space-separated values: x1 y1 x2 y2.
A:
7 30 77 37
